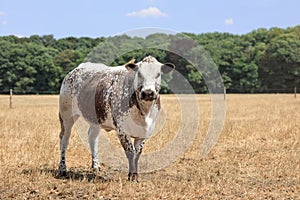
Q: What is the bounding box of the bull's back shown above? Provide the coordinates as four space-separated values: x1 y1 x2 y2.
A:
60 63 108 94
59 63 128 127
59 63 108 118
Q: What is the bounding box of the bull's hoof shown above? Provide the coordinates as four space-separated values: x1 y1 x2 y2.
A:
58 170 67 177
91 166 101 172
128 173 139 182
91 161 101 172
58 164 67 177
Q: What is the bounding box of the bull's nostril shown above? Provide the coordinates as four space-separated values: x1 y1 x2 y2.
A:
141 90 156 100
141 91 146 99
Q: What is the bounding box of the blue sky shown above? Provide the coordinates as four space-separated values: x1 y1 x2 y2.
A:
0 0 299 38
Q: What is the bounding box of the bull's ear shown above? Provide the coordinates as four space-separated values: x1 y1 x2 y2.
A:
162 63 175 74
125 63 137 71
125 58 137 71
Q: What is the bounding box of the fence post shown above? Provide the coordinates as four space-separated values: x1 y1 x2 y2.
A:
9 89 13 108
224 86 226 100
295 87 297 98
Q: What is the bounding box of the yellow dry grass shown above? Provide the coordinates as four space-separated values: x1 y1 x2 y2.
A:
0 94 299 199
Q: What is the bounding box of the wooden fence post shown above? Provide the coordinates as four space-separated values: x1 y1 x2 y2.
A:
295 86 297 98
224 86 226 100
9 89 13 108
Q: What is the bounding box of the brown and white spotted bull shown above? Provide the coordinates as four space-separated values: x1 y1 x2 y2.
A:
58 56 175 181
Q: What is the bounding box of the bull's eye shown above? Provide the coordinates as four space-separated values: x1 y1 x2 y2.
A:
155 73 161 79
138 85 143 92
137 71 144 79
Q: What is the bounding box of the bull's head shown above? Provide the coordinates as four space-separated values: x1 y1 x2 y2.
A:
125 56 175 102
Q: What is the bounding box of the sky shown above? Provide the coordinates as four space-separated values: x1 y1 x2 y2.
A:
0 0 299 38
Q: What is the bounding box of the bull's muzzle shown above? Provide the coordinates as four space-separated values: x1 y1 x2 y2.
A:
140 89 157 101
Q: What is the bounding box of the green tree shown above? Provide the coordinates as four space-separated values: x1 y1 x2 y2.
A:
260 32 300 91
54 49 82 76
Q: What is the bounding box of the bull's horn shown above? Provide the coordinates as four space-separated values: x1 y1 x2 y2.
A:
127 58 136 64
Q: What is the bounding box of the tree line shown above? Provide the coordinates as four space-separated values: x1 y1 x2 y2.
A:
0 26 299 94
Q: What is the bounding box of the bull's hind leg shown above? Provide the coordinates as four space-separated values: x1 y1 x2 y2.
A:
88 125 100 170
58 113 75 176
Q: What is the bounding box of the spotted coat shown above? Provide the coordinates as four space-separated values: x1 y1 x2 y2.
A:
58 56 175 181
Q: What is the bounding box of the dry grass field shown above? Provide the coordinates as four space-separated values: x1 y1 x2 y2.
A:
0 94 299 199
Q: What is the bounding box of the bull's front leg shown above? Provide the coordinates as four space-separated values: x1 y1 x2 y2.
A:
117 132 145 181
130 138 145 181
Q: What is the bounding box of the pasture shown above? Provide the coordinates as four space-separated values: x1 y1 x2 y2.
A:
0 94 299 199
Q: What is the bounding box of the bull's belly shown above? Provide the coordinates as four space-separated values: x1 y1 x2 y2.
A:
99 103 160 139
121 115 156 139
100 115 156 138
100 112 115 132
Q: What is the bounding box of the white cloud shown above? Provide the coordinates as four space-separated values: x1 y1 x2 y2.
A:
225 18 234 26
127 7 167 18
15 34 25 38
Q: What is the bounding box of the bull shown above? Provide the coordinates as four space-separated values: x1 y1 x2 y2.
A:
58 56 175 181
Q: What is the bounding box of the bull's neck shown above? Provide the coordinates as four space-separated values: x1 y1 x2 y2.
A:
140 100 155 116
